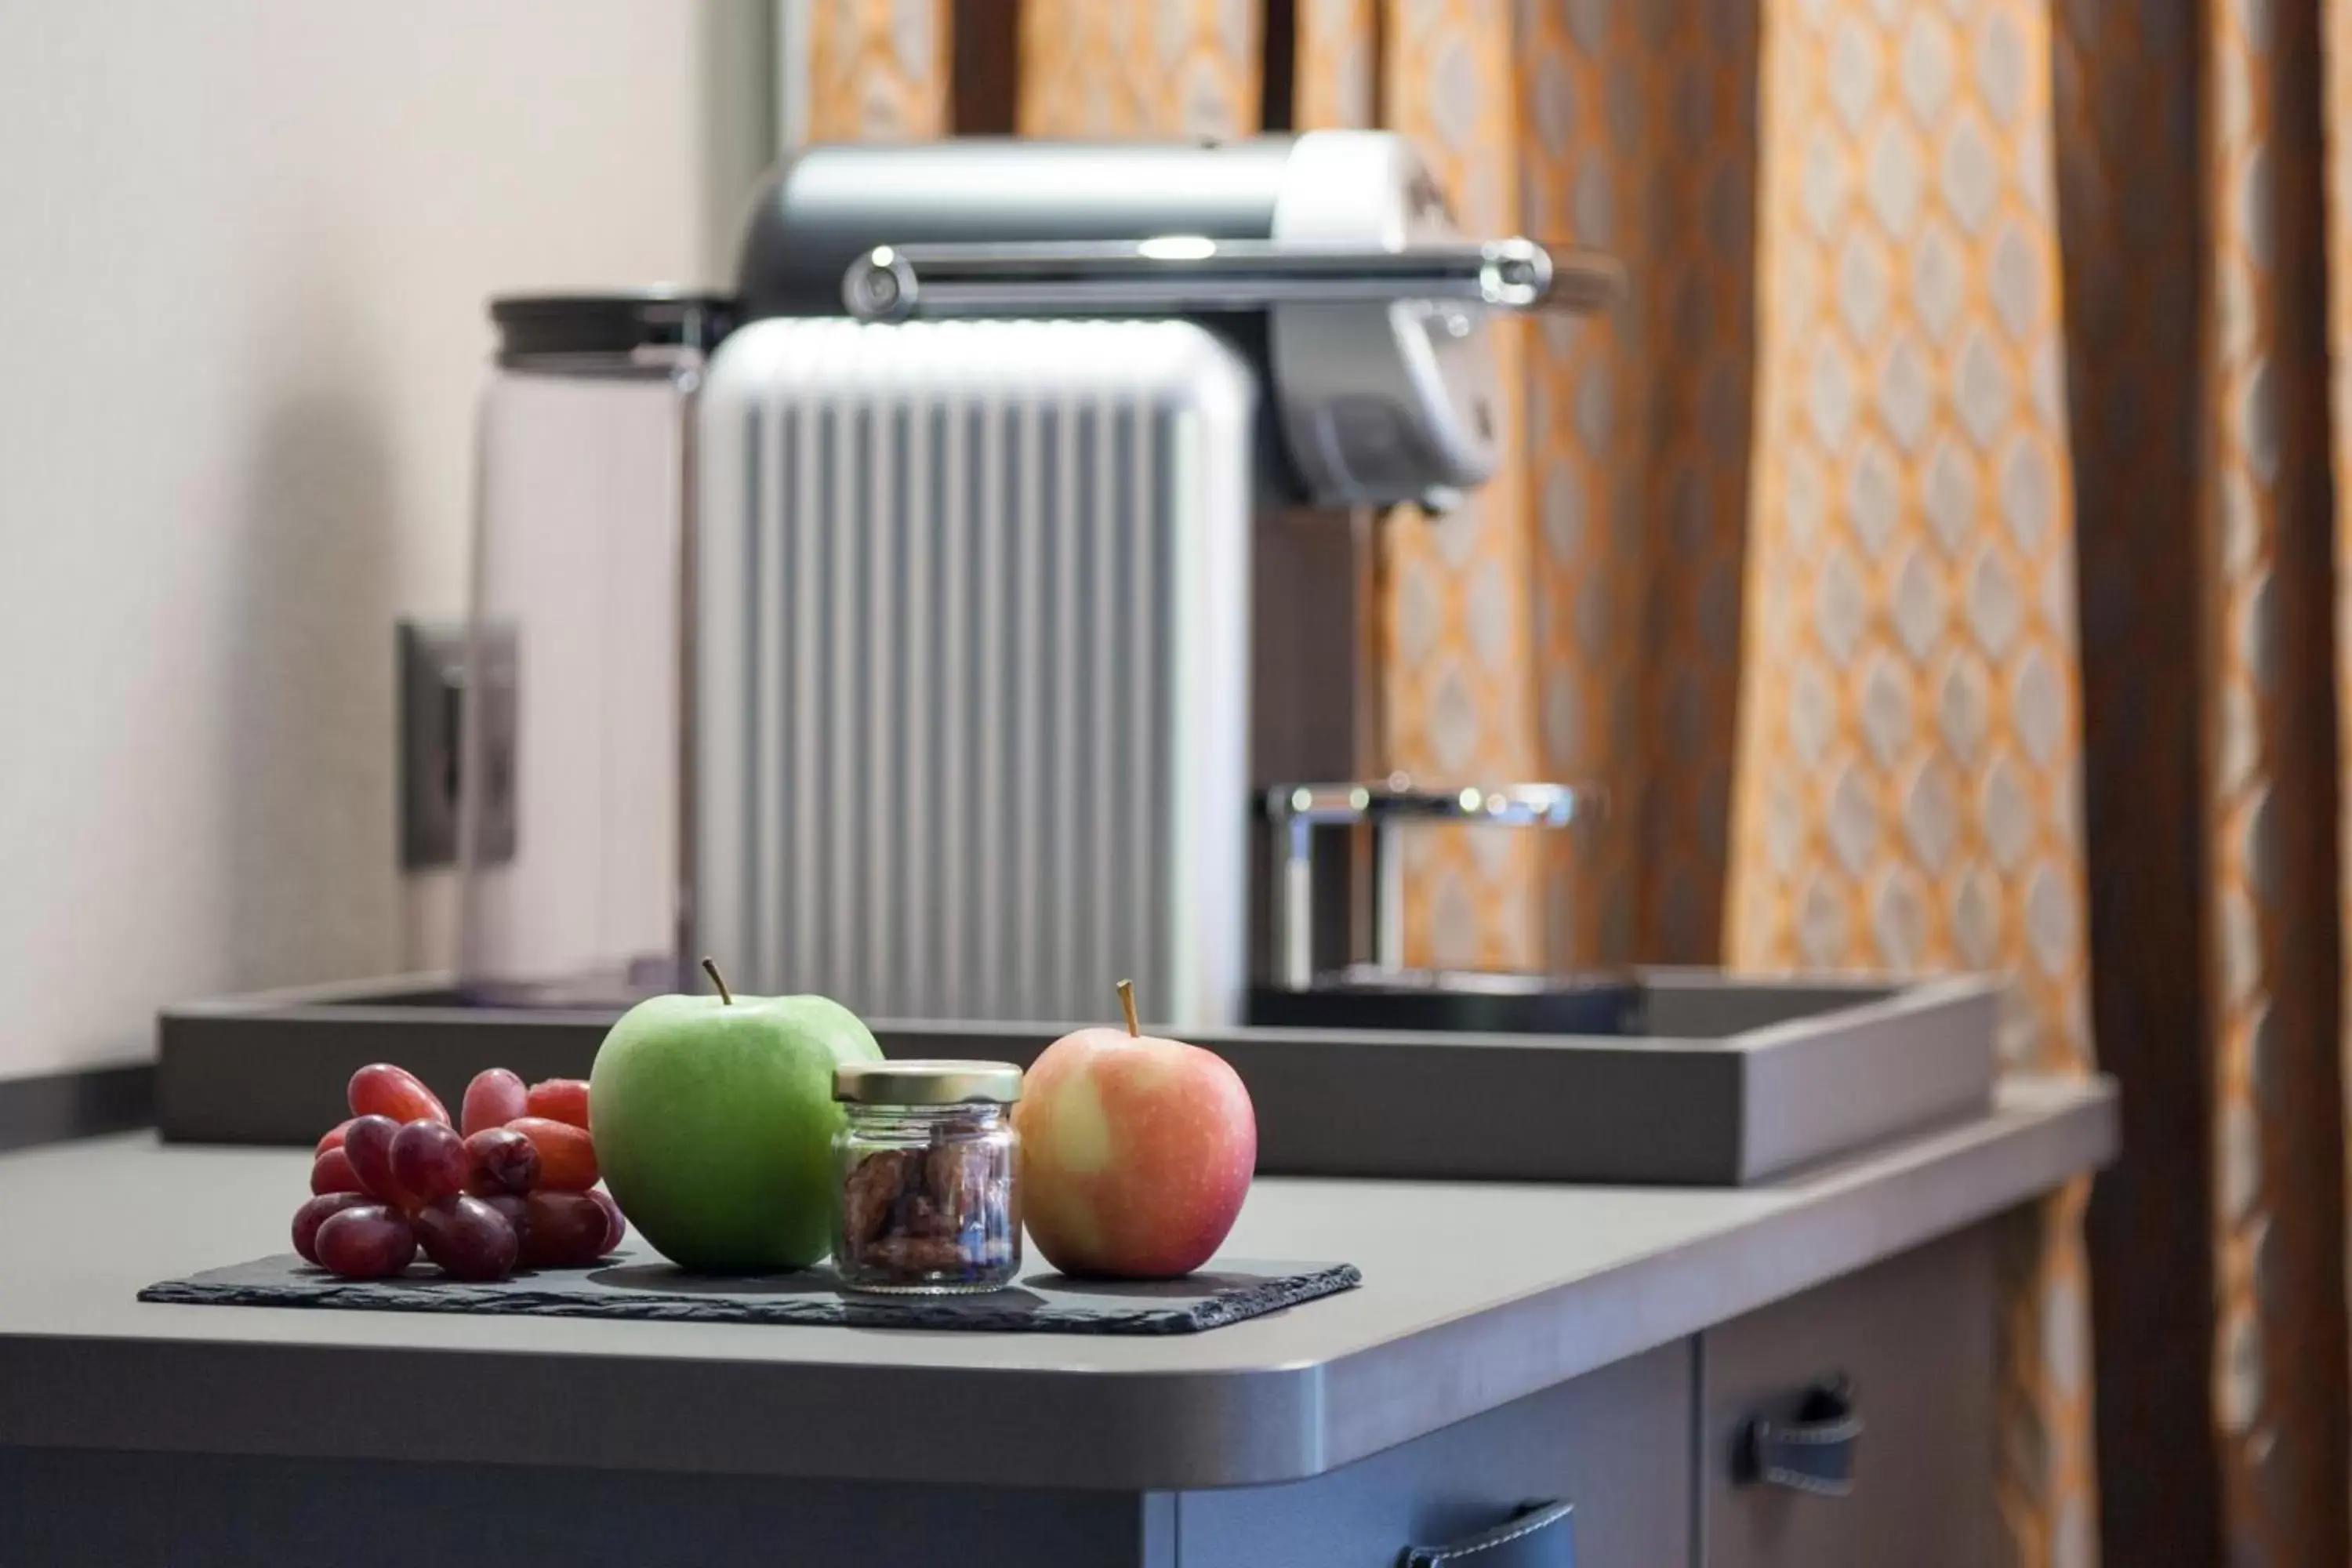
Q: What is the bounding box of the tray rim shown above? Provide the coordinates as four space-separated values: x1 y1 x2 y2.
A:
156 968 2000 1185
159 965 1997 1051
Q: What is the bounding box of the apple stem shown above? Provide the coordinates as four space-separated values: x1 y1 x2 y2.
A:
1117 978 1139 1037
701 956 735 1006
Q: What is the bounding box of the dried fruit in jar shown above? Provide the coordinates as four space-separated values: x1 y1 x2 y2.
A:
835 1130 1016 1287
924 1138 994 1223
842 1148 916 1248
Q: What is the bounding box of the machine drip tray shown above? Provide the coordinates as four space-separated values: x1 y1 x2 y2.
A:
1247 968 1639 1036
158 970 1998 1185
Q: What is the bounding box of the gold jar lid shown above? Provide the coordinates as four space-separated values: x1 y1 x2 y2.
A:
833 1059 1024 1106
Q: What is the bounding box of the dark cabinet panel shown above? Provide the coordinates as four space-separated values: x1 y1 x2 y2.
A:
1177 1341 1692 1568
1699 1225 2001 1568
0 1448 1167 1568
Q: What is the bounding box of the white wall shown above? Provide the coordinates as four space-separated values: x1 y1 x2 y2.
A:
0 2 773 1080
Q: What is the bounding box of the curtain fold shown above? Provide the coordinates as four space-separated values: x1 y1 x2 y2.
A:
2330 0 2352 1527
1294 0 1376 131
1728 6 2097 1564
804 0 949 140
2223 0 2343 1557
1296 0 1753 971
1516 2 1755 968
2189 4 2348 1559
1372 1 1544 969
2046 5 2219 1559
1017 0 1261 138
2053 1 2352 1561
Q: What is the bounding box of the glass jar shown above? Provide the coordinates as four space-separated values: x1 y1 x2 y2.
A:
456 291 732 1007
831 1061 1023 1294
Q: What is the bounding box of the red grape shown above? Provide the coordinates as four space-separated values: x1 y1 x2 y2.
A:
524 1078 592 1131
508 1117 598 1192
314 1205 416 1279
292 1192 374 1264
347 1062 448 1125
460 1068 528 1138
465 1127 540 1196
341 1115 410 1206
413 1196 520 1281
590 1188 626 1254
316 1117 358 1155
521 1190 610 1268
477 1191 532 1252
310 1146 365 1196
391 1120 470 1203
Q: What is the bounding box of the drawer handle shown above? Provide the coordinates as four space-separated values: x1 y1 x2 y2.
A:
1737 1376 1861 1498
1399 1500 1576 1567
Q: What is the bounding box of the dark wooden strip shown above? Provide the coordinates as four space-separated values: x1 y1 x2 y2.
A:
0 1062 155 1152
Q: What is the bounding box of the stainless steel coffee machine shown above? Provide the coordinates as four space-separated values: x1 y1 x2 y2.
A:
460 131 1617 1029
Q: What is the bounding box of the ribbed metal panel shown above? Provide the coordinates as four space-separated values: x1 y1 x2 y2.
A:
694 319 1255 1029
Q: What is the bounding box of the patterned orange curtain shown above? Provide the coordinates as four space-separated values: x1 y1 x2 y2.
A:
1729 8 2098 1566
810 2 2352 1559
1292 2 2096 1561
1365 4 1546 971
1302 0 1764 973
803 0 950 140
1515 5 1758 969
1017 1 1261 138
999 4 2096 1555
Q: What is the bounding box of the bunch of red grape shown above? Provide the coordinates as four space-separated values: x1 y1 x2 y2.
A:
294 1063 623 1282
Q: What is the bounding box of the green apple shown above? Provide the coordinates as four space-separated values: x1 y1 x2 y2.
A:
589 971 882 1272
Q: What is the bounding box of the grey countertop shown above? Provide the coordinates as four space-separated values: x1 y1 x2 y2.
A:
0 1076 2114 1491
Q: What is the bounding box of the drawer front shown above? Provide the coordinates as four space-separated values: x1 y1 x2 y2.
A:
1174 1341 1692 1568
0 1446 1164 1568
1700 1225 2000 1568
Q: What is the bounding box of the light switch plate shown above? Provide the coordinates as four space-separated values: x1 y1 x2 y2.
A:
397 619 515 871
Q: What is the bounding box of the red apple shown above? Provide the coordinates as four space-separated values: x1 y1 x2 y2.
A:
1016 985 1255 1278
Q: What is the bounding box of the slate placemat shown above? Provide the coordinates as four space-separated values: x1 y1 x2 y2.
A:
139 1251 1361 1335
